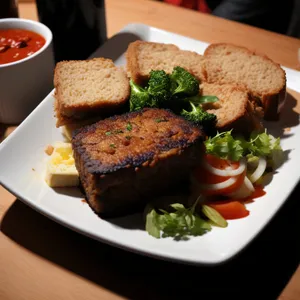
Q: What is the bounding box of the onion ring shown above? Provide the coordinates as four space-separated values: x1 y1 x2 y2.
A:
199 177 237 191
229 176 254 199
249 157 267 183
203 158 246 177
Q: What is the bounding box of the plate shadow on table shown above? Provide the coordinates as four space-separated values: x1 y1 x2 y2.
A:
263 92 300 139
1 181 300 300
0 124 6 142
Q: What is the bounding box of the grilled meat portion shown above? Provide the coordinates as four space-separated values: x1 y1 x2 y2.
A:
72 108 204 217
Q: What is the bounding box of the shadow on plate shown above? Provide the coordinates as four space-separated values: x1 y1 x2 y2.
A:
264 92 300 138
107 193 190 231
53 184 145 230
1 181 300 300
52 186 146 231
108 213 145 230
52 186 84 198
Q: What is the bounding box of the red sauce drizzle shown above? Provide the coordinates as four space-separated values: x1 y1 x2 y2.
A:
242 185 266 204
251 186 266 199
0 29 46 65
206 186 266 220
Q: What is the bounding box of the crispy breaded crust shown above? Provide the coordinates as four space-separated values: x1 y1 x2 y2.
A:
72 108 203 174
72 108 204 216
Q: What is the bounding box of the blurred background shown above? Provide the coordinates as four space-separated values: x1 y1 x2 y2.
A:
2 0 299 63
157 0 300 38
4 0 300 38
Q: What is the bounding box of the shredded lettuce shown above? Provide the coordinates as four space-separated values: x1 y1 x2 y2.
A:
205 130 283 169
248 131 272 157
205 130 244 161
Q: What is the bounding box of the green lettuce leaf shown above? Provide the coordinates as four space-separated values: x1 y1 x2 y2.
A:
144 200 211 240
269 135 284 169
248 131 271 156
145 205 161 238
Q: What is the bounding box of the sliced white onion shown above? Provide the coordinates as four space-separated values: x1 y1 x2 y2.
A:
203 158 246 177
200 177 237 192
244 176 255 192
249 157 267 183
229 176 254 199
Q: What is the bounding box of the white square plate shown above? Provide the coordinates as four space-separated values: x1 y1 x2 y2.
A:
1 24 300 265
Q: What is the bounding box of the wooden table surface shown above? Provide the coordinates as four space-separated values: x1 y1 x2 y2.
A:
1 1 300 299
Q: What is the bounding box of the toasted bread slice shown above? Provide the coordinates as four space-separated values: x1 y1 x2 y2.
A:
201 83 262 133
126 41 206 85
54 58 130 127
204 43 286 120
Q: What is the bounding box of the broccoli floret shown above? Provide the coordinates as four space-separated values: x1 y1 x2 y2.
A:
147 70 171 105
129 80 153 111
181 101 217 130
170 66 199 96
129 71 171 111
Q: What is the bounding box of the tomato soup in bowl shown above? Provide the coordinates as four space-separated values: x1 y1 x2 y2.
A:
0 29 46 65
0 19 54 124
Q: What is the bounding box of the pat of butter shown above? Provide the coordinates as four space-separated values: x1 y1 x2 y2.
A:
45 142 79 187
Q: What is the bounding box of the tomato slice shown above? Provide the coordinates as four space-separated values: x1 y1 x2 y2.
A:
192 154 245 196
193 165 230 184
201 172 245 196
209 201 250 220
206 154 240 170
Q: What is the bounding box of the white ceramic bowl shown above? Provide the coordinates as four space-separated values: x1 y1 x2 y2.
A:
0 18 55 124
